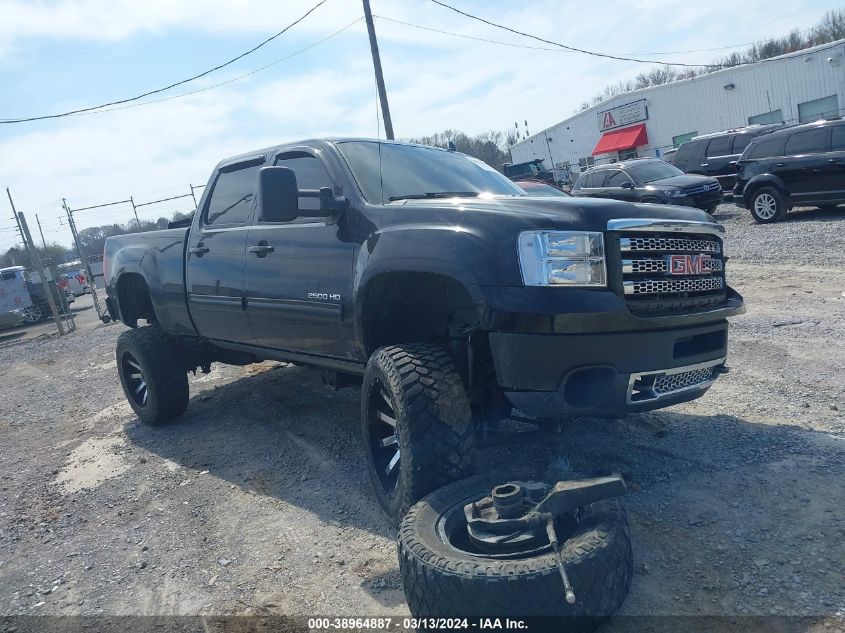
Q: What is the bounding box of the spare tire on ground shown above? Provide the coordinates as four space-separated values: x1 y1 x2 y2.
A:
398 472 632 632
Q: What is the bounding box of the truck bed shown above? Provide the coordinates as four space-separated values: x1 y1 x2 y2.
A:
104 228 193 335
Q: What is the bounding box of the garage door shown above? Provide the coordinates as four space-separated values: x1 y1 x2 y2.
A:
797 95 839 123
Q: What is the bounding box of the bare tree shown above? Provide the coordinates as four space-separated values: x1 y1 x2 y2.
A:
586 8 845 106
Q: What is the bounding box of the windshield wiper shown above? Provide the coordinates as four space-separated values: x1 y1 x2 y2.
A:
388 191 480 201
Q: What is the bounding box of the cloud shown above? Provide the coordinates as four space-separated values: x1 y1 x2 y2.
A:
0 0 833 250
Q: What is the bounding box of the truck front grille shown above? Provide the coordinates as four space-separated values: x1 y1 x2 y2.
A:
612 227 727 314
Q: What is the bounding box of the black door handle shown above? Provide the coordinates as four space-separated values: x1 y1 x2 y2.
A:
189 245 209 256
774 163 786 167
248 242 274 258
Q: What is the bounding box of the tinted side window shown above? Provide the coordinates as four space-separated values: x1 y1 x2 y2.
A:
706 135 733 157
274 153 333 213
732 134 754 154
746 136 785 160
832 125 845 151
784 128 830 155
205 162 262 226
585 172 606 188
605 170 631 187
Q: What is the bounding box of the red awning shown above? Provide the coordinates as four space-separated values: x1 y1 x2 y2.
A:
592 123 648 156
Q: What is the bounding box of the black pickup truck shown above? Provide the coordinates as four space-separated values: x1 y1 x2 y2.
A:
104 138 744 522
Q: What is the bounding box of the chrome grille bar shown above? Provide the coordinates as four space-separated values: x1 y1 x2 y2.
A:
620 236 721 253
622 258 723 274
623 276 723 295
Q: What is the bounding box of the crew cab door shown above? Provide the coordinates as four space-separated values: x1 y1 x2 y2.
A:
821 124 845 201
778 127 831 201
602 169 637 202
186 157 264 343
244 150 355 357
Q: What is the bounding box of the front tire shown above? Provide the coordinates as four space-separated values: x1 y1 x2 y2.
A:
116 325 189 425
398 473 633 627
749 186 787 223
361 344 476 524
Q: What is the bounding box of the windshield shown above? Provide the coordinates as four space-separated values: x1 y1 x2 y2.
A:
336 141 524 204
627 161 684 184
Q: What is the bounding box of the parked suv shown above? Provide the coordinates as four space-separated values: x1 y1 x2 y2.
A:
572 158 722 212
734 118 845 223
673 125 781 193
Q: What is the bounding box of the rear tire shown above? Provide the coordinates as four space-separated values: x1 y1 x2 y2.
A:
361 343 476 525
116 325 189 425
749 186 787 223
398 472 633 628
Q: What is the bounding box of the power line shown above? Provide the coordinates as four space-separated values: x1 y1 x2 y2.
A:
65 17 363 118
0 0 329 125
377 14 821 57
429 0 724 67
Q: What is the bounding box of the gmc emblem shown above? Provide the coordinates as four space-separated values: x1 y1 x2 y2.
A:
669 254 712 275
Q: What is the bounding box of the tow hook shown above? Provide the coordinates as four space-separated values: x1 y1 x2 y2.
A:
464 475 627 605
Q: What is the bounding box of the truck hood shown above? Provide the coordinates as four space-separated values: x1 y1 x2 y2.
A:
387 194 715 232
643 174 719 189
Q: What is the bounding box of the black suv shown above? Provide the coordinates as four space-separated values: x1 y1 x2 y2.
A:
572 158 722 212
673 125 781 193
734 118 845 223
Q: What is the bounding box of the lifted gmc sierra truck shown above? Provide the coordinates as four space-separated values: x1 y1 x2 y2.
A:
104 139 744 522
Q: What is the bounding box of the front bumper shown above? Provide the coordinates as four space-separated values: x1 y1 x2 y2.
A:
678 191 723 210
489 321 729 417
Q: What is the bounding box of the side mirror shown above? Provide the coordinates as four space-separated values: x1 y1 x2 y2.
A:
621 181 635 189
259 166 299 223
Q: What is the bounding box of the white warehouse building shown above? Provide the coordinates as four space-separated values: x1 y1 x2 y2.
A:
509 39 845 176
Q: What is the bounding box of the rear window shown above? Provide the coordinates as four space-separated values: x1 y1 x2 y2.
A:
784 127 830 155
745 135 784 160
706 135 733 157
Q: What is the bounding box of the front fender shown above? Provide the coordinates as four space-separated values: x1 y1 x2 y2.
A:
352 225 501 353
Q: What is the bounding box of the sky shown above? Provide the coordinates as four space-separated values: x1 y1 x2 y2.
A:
0 0 839 250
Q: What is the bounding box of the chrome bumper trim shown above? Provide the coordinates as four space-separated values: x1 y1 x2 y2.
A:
608 218 725 236
626 357 726 405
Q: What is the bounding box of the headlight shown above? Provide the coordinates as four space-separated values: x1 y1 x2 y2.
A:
664 189 686 198
517 231 606 287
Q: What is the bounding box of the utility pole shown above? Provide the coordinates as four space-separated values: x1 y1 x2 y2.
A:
63 199 105 320
129 196 141 229
6 188 26 252
19 212 65 335
362 0 394 139
35 213 48 250
189 184 199 211
37 211 76 332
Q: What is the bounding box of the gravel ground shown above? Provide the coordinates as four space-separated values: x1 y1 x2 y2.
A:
0 203 843 630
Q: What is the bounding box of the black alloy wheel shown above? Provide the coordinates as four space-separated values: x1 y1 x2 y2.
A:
120 351 149 408
365 377 402 498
